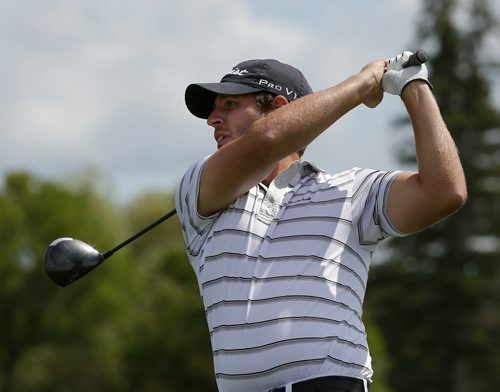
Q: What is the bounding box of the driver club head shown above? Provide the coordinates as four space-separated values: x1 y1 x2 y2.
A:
45 238 104 287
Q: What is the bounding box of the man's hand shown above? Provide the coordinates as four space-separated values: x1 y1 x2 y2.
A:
361 60 386 108
382 51 432 96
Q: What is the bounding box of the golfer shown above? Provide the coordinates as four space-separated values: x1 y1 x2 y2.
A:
176 53 467 392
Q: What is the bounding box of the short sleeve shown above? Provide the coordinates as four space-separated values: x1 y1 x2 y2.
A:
350 168 407 246
175 156 219 258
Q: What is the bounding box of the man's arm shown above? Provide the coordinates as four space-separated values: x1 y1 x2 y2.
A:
387 81 467 233
198 61 386 216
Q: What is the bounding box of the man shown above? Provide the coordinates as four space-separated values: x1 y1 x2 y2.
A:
176 53 467 392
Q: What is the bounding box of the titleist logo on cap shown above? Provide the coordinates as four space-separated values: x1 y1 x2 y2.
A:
228 67 249 76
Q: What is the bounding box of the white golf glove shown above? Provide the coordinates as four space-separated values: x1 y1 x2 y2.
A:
382 51 432 96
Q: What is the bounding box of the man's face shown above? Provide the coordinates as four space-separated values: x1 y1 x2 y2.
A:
207 94 266 149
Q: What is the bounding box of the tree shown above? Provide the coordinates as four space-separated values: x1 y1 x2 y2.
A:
120 193 217 391
366 0 500 391
0 171 132 391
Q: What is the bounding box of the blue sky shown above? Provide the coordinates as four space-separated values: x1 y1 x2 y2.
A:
1 0 498 202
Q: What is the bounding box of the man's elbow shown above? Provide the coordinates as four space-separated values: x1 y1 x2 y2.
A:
440 182 468 216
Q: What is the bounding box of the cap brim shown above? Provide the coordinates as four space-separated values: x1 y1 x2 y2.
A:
185 82 263 119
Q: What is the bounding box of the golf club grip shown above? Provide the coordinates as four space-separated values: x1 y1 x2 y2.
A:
102 208 177 259
403 50 428 68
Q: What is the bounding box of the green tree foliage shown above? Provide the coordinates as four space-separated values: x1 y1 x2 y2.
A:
0 172 216 391
0 171 129 391
121 193 216 391
366 0 500 391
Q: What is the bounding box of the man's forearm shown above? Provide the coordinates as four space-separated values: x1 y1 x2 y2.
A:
245 63 384 162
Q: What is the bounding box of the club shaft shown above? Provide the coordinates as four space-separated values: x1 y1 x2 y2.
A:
102 208 177 259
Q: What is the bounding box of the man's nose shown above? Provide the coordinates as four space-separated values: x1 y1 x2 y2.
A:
207 108 223 127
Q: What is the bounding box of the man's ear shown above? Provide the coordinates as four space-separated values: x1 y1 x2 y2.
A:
273 95 289 109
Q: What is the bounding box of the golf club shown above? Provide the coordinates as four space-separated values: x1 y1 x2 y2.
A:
45 208 177 287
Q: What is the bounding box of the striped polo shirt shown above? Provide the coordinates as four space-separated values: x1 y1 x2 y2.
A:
175 158 404 392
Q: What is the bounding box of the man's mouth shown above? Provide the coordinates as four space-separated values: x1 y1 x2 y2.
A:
216 135 231 148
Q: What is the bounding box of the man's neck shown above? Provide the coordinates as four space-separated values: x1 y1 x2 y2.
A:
262 153 300 187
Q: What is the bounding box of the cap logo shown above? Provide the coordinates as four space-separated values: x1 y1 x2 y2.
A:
228 67 248 76
258 79 298 100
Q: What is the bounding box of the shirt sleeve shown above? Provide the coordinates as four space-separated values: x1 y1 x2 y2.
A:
175 156 219 258
350 168 407 246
